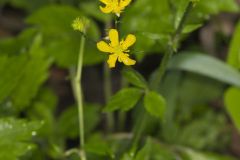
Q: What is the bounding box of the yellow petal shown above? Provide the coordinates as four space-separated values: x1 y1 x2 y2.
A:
100 5 113 13
118 53 136 66
97 41 114 53
109 29 119 47
121 34 136 50
120 0 132 8
113 7 122 16
100 0 111 5
112 0 119 5
107 54 118 68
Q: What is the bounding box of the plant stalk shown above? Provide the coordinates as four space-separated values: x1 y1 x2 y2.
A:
74 35 86 160
104 62 114 131
150 2 194 90
103 18 115 132
130 1 194 156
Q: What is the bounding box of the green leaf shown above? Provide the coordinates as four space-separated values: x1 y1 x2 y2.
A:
144 91 166 119
182 24 202 34
57 103 100 138
176 111 228 150
0 55 27 103
0 118 42 160
27 88 57 137
0 28 37 56
178 74 223 108
180 148 236 160
197 0 239 14
0 33 51 110
11 34 51 109
121 0 174 55
224 87 240 131
0 0 51 12
174 0 189 29
85 134 113 157
27 5 104 67
104 88 143 112
134 138 177 160
187 0 239 24
227 21 240 69
168 52 240 87
0 29 39 104
122 68 148 89
121 0 239 60
80 2 111 23
122 0 174 35
160 72 227 148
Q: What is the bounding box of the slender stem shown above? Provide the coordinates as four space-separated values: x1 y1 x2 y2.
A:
64 148 81 157
103 18 115 132
104 62 114 131
130 1 195 156
80 32 97 45
126 107 148 158
115 16 120 29
150 46 173 90
118 76 128 131
173 2 194 45
103 64 111 101
74 35 86 160
150 2 194 90
131 108 147 149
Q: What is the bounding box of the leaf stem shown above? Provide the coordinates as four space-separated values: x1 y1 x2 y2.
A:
74 35 86 160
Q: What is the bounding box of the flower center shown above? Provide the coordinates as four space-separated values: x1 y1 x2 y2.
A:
114 45 124 54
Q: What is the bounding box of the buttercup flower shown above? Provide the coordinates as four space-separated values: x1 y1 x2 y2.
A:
97 29 136 68
99 0 132 16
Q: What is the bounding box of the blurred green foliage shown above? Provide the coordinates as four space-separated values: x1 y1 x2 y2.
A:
0 0 240 159
0 118 42 160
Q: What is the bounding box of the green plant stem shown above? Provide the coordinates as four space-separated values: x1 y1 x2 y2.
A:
104 62 114 131
64 148 81 157
74 35 86 160
130 1 194 156
103 18 115 132
118 76 128 131
150 2 194 90
115 16 120 29
130 109 147 152
150 46 173 90
173 2 194 45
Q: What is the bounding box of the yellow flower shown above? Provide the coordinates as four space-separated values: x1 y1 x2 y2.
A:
97 29 136 68
99 0 132 16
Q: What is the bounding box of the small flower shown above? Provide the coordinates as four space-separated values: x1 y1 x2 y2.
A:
97 29 136 68
99 0 132 16
72 17 89 33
